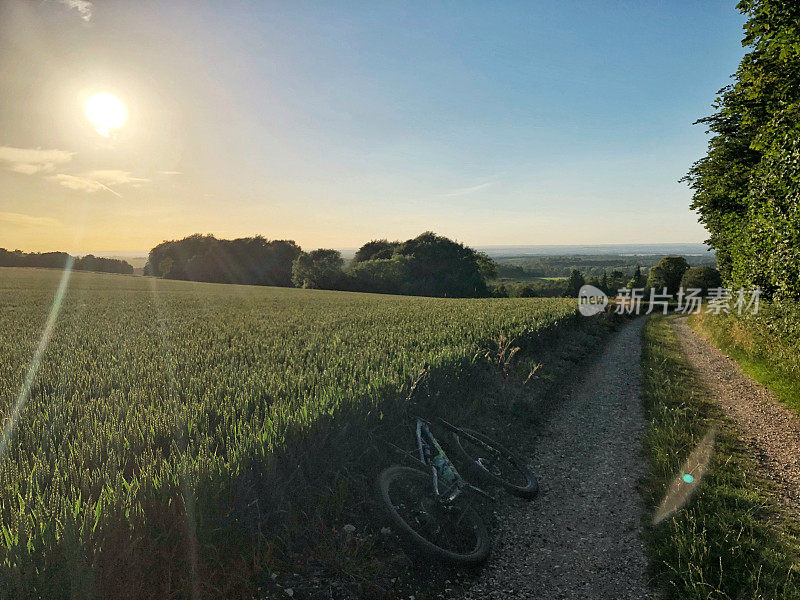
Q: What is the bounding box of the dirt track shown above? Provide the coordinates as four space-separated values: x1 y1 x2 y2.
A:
463 318 656 600
672 317 800 513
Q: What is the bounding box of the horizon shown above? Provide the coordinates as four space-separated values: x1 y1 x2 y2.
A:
0 1 746 253
3 240 713 260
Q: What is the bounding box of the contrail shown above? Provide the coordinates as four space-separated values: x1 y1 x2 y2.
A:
0 257 74 462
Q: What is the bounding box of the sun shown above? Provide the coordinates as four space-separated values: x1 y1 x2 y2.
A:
85 93 127 137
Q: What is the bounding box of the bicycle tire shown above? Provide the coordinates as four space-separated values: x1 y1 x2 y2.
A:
376 466 490 566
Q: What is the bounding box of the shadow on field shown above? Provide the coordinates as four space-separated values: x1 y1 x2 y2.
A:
0 311 624 600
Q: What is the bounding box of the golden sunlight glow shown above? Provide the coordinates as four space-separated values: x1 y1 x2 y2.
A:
85 93 127 137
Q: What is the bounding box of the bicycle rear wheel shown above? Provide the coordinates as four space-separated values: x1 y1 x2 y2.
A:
376 466 490 566
451 429 538 499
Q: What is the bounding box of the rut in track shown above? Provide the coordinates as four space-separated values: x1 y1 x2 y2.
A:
672 316 800 514
463 317 656 600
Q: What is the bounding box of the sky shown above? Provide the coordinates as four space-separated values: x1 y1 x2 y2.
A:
0 0 747 254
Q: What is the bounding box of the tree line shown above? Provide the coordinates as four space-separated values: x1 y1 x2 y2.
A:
554 257 722 298
494 254 715 280
145 232 492 298
0 249 133 275
685 0 800 299
144 235 301 286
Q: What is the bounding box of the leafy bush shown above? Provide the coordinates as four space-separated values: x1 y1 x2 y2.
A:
348 256 411 294
680 266 722 296
351 239 398 263
346 231 489 298
563 269 584 297
645 256 689 295
685 0 800 299
291 249 345 289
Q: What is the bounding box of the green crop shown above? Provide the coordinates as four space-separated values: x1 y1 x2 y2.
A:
0 267 577 596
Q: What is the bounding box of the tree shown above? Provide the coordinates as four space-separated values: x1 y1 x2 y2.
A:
518 285 536 298
475 252 498 282
348 256 410 294
158 257 174 278
627 265 645 289
395 232 487 297
564 269 585 297
292 249 345 289
145 234 301 286
645 256 690 296
492 283 509 298
0 249 132 274
685 0 800 299
352 239 398 263
680 266 723 297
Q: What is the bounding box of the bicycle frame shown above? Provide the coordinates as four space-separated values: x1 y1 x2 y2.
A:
415 417 493 503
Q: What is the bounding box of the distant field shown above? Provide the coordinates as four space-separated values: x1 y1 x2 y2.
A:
495 253 716 279
0 267 578 596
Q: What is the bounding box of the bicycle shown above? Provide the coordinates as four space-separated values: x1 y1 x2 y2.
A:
376 416 538 566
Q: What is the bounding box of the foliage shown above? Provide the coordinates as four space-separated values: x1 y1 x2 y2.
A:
474 252 498 281
347 256 411 294
351 239 399 264
627 265 646 289
564 269 585 297
394 232 488 298
518 285 536 298
291 249 345 289
641 316 800 599
685 0 800 299
490 279 567 298
346 232 489 298
645 256 690 295
495 254 714 280
145 234 301 286
0 249 132 275
74 255 134 275
680 266 723 296
147 232 492 298
0 268 581 597
585 269 628 295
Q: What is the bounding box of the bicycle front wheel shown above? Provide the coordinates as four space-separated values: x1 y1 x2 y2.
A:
377 466 490 566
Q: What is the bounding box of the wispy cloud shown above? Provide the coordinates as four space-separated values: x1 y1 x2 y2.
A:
49 170 149 196
50 174 122 197
0 146 73 175
0 212 60 227
158 170 182 176
444 181 494 197
83 170 150 186
59 0 93 22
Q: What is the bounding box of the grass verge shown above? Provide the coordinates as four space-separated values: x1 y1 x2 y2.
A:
640 315 800 600
689 306 800 415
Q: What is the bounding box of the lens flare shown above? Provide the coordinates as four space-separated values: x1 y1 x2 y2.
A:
653 427 716 525
0 258 74 463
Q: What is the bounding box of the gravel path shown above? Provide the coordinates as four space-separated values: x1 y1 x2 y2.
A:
463 318 655 600
672 316 800 513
